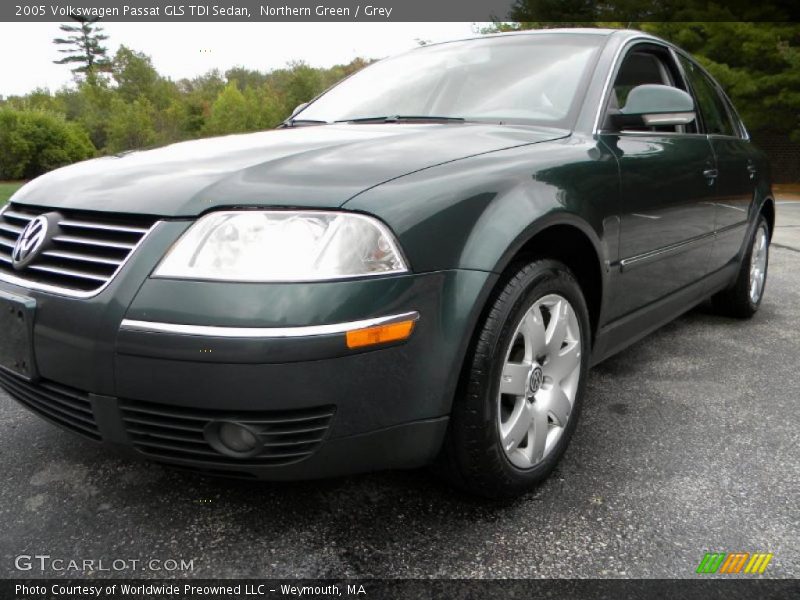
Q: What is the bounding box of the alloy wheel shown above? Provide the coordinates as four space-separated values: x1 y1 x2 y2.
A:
749 224 769 304
497 294 582 469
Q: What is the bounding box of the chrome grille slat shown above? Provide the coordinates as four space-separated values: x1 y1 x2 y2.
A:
0 203 158 296
41 250 124 267
52 235 137 250
58 219 150 235
2 210 34 222
0 222 22 235
28 264 110 283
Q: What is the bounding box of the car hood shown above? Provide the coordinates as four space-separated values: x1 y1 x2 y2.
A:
11 123 568 217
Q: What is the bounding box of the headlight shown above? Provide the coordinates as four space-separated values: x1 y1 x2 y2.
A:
154 210 408 281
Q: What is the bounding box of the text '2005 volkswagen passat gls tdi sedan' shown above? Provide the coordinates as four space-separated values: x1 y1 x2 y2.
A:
0 29 773 497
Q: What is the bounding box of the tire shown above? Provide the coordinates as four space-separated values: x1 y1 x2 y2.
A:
711 215 770 318
438 259 591 498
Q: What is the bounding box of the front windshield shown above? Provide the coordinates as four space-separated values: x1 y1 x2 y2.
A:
296 33 604 127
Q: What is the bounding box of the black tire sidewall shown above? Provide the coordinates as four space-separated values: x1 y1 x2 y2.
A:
450 259 591 496
710 214 771 319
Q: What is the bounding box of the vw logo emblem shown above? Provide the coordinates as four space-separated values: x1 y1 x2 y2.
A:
528 366 543 395
12 215 49 270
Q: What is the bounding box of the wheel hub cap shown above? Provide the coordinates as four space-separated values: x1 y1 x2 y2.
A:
527 366 543 396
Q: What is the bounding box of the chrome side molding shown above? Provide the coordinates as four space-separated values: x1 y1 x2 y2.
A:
120 311 420 338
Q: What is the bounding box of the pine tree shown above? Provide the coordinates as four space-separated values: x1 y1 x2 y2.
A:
53 15 112 82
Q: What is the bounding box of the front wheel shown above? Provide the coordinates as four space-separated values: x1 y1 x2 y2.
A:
438 259 591 498
712 216 770 318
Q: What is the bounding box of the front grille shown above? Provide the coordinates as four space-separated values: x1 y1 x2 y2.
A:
0 203 157 295
0 368 100 440
120 399 336 466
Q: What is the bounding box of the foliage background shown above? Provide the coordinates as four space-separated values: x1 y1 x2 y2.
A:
0 42 370 180
0 21 798 182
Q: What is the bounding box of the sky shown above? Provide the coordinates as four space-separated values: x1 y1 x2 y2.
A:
0 22 483 97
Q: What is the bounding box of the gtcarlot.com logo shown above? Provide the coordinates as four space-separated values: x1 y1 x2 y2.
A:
14 554 194 573
696 552 773 574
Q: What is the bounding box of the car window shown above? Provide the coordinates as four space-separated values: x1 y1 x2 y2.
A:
607 47 694 134
295 34 604 128
679 56 737 137
613 52 672 108
720 91 747 138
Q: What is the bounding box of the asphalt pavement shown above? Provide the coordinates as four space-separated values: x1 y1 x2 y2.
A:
1 205 798 579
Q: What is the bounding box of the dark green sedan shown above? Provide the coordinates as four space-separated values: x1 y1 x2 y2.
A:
0 29 773 497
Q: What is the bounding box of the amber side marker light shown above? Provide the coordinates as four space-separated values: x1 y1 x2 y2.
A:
346 319 417 349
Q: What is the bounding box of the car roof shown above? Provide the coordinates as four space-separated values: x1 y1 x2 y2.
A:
421 27 664 48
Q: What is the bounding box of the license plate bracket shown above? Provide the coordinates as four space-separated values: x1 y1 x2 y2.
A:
0 290 37 381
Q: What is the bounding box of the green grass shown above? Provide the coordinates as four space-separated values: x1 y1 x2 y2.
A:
0 181 25 205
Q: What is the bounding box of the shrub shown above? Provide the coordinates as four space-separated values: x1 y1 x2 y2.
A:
0 109 95 179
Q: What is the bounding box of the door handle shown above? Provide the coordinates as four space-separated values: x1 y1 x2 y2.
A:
703 168 718 184
747 162 757 180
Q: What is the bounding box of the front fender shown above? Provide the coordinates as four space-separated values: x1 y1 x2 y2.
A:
345 136 621 402
343 135 620 275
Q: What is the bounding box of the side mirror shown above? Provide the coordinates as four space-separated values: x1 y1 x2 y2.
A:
612 84 696 128
291 102 308 117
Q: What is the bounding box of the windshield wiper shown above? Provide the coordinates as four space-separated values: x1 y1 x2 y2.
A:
281 118 329 128
335 115 466 124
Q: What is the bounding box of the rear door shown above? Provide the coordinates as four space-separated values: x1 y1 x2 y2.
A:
677 55 757 271
599 43 717 321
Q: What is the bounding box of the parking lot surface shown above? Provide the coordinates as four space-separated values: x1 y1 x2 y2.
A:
1 205 798 579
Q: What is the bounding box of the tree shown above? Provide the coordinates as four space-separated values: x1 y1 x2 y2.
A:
225 67 269 91
508 0 798 22
62 79 115 150
177 70 226 138
53 16 112 82
1 48 373 166
105 97 157 152
112 46 170 106
269 62 324 115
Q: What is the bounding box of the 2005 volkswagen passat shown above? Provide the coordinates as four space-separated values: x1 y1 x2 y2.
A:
0 29 773 497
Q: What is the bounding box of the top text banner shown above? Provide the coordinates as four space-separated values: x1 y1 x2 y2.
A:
3 0 515 21
3 0 799 22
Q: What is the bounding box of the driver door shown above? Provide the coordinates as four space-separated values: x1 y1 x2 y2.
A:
599 44 717 321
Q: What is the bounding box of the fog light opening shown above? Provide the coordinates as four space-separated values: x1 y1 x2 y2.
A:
204 421 263 458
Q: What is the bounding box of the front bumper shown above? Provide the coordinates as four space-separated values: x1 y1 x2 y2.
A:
0 365 450 480
0 220 494 478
